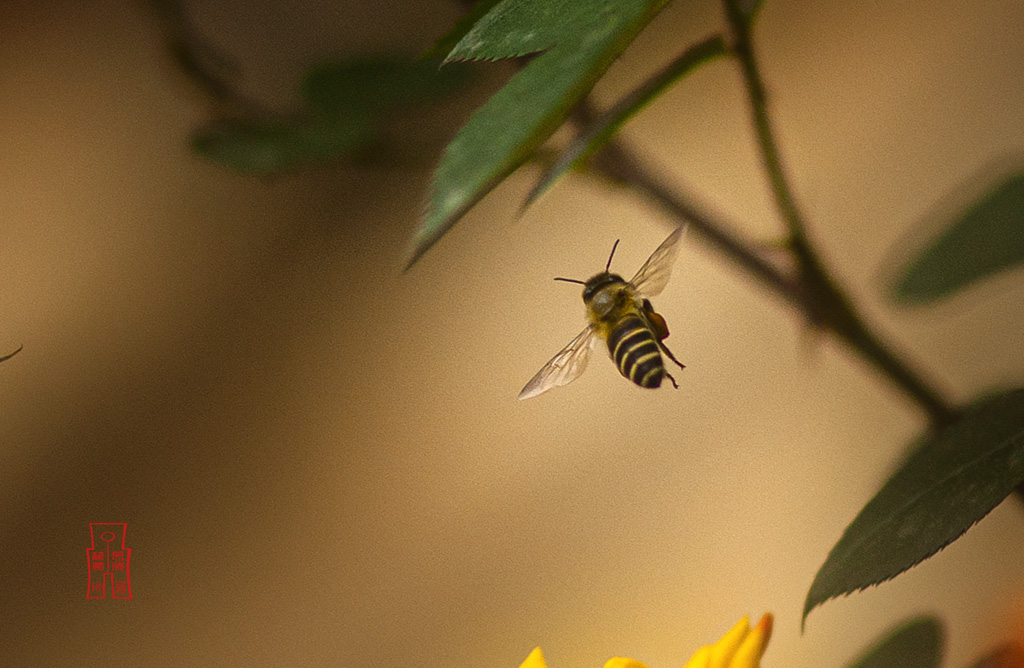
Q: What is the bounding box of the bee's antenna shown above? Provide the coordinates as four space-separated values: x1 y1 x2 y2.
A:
553 277 586 285
605 239 620 273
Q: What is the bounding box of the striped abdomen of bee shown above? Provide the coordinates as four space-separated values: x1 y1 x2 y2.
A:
607 315 669 389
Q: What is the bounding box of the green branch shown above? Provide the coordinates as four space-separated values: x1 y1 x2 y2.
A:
721 0 958 428
565 6 957 430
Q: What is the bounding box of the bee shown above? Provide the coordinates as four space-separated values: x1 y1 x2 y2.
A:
518 226 686 399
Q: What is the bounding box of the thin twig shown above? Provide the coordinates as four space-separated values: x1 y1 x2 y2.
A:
720 0 958 428
0 344 22 364
148 0 270 120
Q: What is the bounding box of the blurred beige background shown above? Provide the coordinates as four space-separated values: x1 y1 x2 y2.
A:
1 0 1023 666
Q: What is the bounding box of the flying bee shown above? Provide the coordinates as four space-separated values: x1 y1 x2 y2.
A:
518 226 687 400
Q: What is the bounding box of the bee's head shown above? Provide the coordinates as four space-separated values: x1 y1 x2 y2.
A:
581 272 626 304
553 239 624 305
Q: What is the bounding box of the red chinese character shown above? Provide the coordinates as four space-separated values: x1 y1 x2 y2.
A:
87 523 132 600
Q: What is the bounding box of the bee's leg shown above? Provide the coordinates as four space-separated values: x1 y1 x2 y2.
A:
657 339 686 370
663 369 679 389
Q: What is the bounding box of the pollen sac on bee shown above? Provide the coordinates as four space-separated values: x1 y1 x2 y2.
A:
642 299 670 340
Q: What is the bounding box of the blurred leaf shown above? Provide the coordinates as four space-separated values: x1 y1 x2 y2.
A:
302 56 470 115
195 55 471 175
523 34 726 209
969 645 1024 668
892 171 1024 304
192 118 374 175
845 618 943 668
0 344 22 364
804 389 1024 624
408 0 670 268
422 0 505 60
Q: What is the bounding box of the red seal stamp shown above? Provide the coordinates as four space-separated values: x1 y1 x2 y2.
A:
86 523 132 599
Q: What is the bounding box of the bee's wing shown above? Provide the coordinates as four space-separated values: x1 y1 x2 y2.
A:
518 326 597 400
629 225 686 297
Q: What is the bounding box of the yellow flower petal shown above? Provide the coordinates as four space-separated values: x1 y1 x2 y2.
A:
680 614 773 668
708 616 752 668
518 613 773 668
730 614 773 668
603 658 651 668
520 647 548 668
681 645 712 668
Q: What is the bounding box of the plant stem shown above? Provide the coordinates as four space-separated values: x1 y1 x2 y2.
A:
149 0 272 120
730 0 958 428
581 5 959 431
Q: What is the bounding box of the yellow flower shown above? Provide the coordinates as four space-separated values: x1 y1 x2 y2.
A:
515 614 773 668
518 648 548 668
681 614 774 668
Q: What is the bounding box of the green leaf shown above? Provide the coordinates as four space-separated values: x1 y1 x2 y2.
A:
523 34 727 210
301 56 470 115
803 389 1024 625
422 0 506 61
892 170 1024 304
0 344 22 364
195 56 471 175
407 0 670 268
192 118 374 176
968 645 1024 668
845 618 943 668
